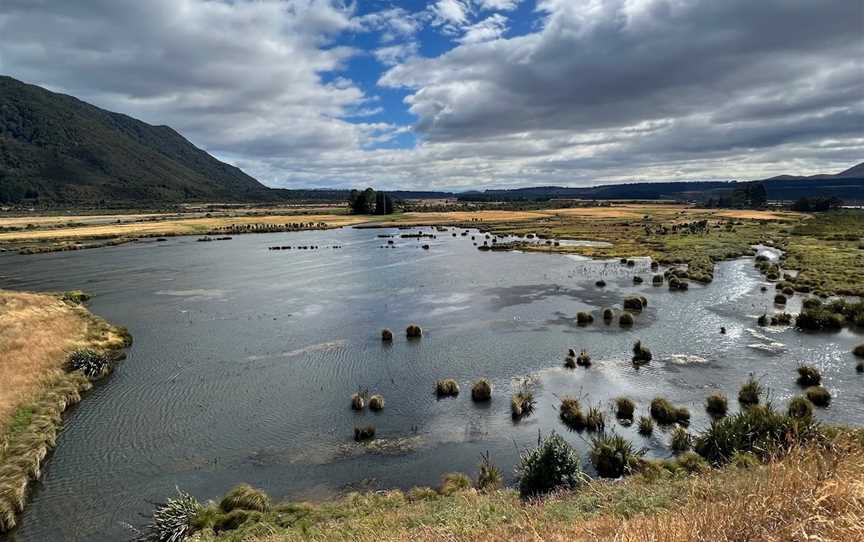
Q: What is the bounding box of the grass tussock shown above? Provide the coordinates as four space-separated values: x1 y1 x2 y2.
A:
381 328 393 341
353 426 376 442
476 452 503 492
517 432 585 499
405 324 422 338
796 365 822 387
511 387 535 419
737 375 763 407
637 416 654 436
435 379 459 398
559 398 585 431
439 473 472 496
220 484 271 513
470 379 492 402
615 397 635 421
705 393 728 417
649 398 690 426
590 433 644 478
619 312 635 327
805 386 831 407
368 394 385 411
670 426 692 453
631 340 652 364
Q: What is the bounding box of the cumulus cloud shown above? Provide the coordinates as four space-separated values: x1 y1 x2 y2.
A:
459 14 509 44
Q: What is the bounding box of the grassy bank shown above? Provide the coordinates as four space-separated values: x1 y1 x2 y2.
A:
156 431 863 542
0 290 131 532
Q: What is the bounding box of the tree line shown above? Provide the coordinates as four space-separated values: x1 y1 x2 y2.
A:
348 188 396 215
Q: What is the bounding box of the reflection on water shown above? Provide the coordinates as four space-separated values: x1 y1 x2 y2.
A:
0 226 862 542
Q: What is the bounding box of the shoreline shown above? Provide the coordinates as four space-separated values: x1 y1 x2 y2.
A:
0 291 131 533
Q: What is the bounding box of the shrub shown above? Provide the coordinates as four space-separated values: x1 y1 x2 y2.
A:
694 404 818 465
623 297 644 311
854 344 864 358
670 426 692 453
219 484 270 513
805 386 831 407
650 398 689 425
590 433 644 478
406 324 422 338
602 308 614 322
559 398 585 430
705 393 728 417
796 366 821 387
135 489 202 542
637 416 654 436
471 379 492 402
615 397 635 420
576 350 591 367
796 308 845 330
632 340 652 364
516 432 585 498
65 349 111 380
511 389 535 419
585 406 605 432
619 313 635 327
381 328 393 341
476 452 503 492
369 394 385 411
439 473 472 496
354 426 376 441
787 396 813 419
350 393 366 411
436 379 459 397
738 376 763 407
576 311 594 325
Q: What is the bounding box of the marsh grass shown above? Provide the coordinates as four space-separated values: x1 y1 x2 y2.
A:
220 484 271 513
590 433 644 478
435 379 459 398
406 324 422 338
353 426 376 441
559 398 586 431
576 350 591 367
638 416 654 436
439 473 472 496
631 341 652 364
381 329 393 341
805 386 831 407
470 380 491 402
368 394 385 411
615 398 635 421
796 366 821 387
619 313 635 327
476 452 503 492
650 398 690 426
585 406 606 432
787 396 814 420
351 392 366 411
705 393 728 417
670 427 692 453
738 376 763 407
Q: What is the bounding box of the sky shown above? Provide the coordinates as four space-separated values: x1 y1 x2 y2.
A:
0 0 862 191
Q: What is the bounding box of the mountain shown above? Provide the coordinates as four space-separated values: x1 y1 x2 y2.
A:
0 75 274 206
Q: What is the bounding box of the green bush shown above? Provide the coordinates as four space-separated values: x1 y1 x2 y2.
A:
476 452 503 492
435 379 459 397
670 426 692 453
637 416 654 436
615 397 635 420
440 472 472 495
559 398 585 430
787 396 814 420
738 376 763 407
516 432 585 498
471 379 492 402
212 509 261 533
136 489 202 542
670 451 709 474
805 386 831 407
796 366 821 387
705 393 728 417
219 484 270 513
590 433 644 478
650 398 690 426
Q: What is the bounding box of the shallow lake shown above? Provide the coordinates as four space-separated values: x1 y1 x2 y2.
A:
1 226 862 541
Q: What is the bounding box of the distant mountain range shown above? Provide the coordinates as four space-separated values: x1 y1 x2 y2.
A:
1 75 861 206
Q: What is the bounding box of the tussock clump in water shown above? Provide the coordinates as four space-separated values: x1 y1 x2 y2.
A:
220 484 271 513
805 386 831 407
623 297 644 311
406 324 422 338
738 376 763 407
652 274 664 285
853 344 864 358
602 308 614 322
774 294 787 304
590 433 644 478
796 366 821 387
668 276 689 291
439 472 472 496
351 392 366 411
133 489 201 542
705 393 728 417
757 313 768 326
671 426 692 453
633 276 643 284
576 311 594 325
564 356 577 369
381 328 393 341
585 406 605 432
65 349 111 380
595 280 606 288
615 397 635 420
568 348 577 358
369 394 385 411
471 379 492 402
650 398 690 426
632 340 652 364
619 312 635 327
511 388 535 419
476 452 502 492
637 416 654 436
576 350 591 367
436 379 459 398
354 425 376 441
787 396 814 420
516 432 584 499
559 398 585 430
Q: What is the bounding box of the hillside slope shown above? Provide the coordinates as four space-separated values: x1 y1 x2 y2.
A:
0 76 273 205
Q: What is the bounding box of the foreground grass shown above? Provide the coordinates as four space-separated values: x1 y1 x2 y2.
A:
186 434 863 542
0 290 130 531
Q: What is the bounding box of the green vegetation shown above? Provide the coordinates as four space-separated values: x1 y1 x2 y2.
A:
590 433 644 478
637 416 654 436
516 432 585 498
787 396 814 420
406 324 422 338
737 376 763 407
132 489 201 542
623 297 644 311
576 350 591 367
350 393 365 411
353 426 375 441
64 348 112 380
381 328 393 341
796 298 864 330
576 311 594 325
602 308 614 322
649 398 690 426
511 388 535 419
368 394 385 411
476 452 503 492
796 366 821 387
705 393 728 417
435 379 459 398
559 399 585 431
619 312 634 327
853 344 864 357
615 397 635 421
805 386 831 407
585 407 605 432
220 484 271 514
439 473 472 496
670 427 692 453
471 379 492 402
631 340 652 364
60 290 91 304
